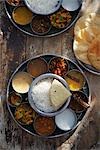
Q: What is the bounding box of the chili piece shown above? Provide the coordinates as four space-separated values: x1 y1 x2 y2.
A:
7 0 21 6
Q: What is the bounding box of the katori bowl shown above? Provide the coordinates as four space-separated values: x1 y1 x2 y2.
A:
24 0 62 15
28 73 71 117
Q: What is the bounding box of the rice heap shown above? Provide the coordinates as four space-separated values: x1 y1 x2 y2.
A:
26 0 60 14
31 78 55 112
31 77 71 113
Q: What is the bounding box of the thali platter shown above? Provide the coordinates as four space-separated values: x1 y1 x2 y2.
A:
77 60 100 76
7 54 91 138
4 0 81 37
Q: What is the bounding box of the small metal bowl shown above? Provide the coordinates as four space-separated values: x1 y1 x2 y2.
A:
62 0 81 12
8 91 22 107
24 0 62 15
33 115 56 136
27 57 48 77
49 8 72 29
49 57 69 77
64 69 86 91
14 102 36 125
69 91 89 113
28 73 71 117
30 15 52 35
12 71 33 94
55 108 77 131
12 5 33 26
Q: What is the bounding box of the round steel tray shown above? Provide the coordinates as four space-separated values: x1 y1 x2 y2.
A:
7 54 91 138
4 1 82 37
77 60 100 76
73 50 100 75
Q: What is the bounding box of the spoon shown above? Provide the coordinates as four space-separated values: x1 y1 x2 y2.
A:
62 0 82 11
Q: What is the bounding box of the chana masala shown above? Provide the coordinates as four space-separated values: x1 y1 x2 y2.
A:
50 8 72 28
6 0 21 6
49 58 68 76
34 116 55 136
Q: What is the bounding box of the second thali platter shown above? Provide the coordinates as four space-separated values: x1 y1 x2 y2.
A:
4 0 82 37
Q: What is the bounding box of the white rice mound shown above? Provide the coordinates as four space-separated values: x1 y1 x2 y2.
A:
31 78 55 112
27 0 60 14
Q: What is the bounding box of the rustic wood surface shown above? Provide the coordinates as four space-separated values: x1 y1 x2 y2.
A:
0 1 100 150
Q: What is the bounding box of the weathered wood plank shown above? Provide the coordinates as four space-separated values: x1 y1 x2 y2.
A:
0 11 26 149
0 0 100 149
25 36 43 59
43 35 62 55
61 28 75 60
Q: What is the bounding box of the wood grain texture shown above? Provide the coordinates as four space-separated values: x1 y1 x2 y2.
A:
0 1 100 150
0 9 26 149
25 36 44 59
43 35 62 55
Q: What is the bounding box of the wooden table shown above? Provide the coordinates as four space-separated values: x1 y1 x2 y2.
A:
0 1 100 150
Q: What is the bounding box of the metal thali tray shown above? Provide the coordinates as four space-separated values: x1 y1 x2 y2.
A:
77 60 100 76
7 54 91 138
4 1 81 37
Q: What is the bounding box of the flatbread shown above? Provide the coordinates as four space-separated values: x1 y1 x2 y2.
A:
90 25 100 36
86 13 100 25
74 13 95 35
73 39 91 65
74 16 87 35
78 27 94 42
73 13 100 67
50 79 71 110
88 38 100 70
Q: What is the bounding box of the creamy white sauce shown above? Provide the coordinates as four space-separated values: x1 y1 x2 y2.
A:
55 109 77 131
62 0 80 11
